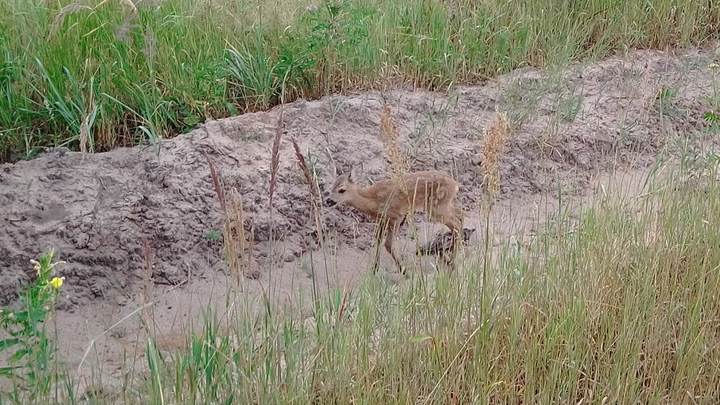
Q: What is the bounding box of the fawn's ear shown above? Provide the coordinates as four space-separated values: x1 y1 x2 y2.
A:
346 168 354 183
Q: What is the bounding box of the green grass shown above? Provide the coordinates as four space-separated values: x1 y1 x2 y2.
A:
1 0 719 160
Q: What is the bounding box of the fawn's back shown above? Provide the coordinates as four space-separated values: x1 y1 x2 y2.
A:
326 170 459 221
368 171 458 216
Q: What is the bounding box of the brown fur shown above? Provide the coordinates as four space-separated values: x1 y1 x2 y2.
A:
326 170 463 273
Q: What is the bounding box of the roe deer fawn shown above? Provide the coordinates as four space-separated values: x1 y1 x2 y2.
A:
325 170 463 273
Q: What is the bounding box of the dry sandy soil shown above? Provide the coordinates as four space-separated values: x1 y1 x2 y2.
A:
1 48 718 388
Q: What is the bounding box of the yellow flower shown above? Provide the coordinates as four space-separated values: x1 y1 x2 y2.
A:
49 277 64 289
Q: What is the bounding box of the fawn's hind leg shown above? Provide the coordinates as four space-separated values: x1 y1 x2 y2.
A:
384 220 404 274
371 224 383 274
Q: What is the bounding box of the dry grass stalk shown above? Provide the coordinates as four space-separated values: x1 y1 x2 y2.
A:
379 104 409 180
480 111 510 199
143 27 157 64
377 104 415 262
141 239 156 337
205 154 252 284
92 0 139 15
225 189 251 285
291 138 323 240
79 113 91 154
118 0 139 14
49 3 92 37
95 0 140 42
269 109 284 209
336 288 349 324
79 95 96 154
477 110 510 359
205 153 226 211
228 190 249 256
291 138 321 202
94 0 139 14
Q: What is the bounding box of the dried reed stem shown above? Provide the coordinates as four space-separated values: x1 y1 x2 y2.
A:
291 138 324 242
118 0 138 14
95 0 138 14
49 3 92 37
291 138 321 202
141 239 155 337
79 114 91 154
205 153 226 211
379 104 409 180
205 154 250 285
377 104 412 268
478 110 510 333
480 111 510 199
225 190 250 285
269 109 284 209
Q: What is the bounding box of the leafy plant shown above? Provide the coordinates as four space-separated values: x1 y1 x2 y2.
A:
704 111 720 124
205 228 222 242
558 93 583 122
654 85 679 118
0 250 65 398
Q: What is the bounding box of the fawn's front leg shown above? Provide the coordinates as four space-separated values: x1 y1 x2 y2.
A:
384 220 404 274
371 218 403 274
371 219 388 274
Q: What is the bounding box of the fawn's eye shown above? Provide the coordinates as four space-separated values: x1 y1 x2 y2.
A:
338 189 346 194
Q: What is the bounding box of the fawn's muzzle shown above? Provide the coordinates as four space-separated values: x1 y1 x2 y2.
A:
325 198 337 207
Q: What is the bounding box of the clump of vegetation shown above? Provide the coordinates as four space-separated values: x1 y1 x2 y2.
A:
1 251 65 401
704 62 720 131
655 85 681 118
2 0 719 160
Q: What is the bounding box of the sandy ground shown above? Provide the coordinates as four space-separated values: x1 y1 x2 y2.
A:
1 47 718 390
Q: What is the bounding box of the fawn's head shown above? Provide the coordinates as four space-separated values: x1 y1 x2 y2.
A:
325 171 359 207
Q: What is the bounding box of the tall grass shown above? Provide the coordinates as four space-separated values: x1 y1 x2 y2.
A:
1 0 719 160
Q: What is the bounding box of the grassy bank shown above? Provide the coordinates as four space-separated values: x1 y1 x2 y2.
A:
1 0 718 160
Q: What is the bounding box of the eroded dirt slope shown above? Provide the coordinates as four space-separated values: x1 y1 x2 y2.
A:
1 48 717 309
